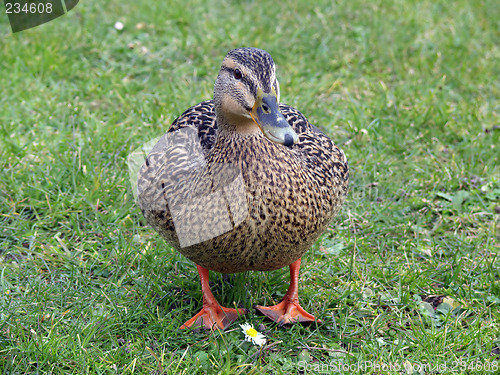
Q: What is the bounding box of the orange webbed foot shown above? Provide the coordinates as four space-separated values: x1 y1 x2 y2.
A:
181 305 248 330
180 265 247 330
255 258 321 326
255 300 319 325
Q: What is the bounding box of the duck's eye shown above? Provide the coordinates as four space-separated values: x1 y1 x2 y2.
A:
233 69 242 80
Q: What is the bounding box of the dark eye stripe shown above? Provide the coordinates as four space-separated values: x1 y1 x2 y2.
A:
220 66 258 97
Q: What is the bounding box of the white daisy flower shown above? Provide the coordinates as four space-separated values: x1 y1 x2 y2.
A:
240 323 266 347
114 21 124 31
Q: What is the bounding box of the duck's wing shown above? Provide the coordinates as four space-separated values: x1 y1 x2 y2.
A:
136 100 219 247
280 103 349 201
167 100 217 156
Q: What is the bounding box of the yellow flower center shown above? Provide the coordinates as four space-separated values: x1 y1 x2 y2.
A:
245 328 258 338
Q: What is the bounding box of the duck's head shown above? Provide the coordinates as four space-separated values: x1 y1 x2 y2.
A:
213 48 299 146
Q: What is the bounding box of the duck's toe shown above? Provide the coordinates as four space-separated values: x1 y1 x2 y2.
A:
255 301 320 326
180 305 248 330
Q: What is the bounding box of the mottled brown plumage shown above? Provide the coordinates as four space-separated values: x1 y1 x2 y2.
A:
136 48 348 329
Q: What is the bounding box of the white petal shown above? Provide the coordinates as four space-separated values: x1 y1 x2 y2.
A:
252 335 266 346
239 323 251 332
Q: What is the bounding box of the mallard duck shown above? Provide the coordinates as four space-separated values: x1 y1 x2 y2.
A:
137 47 349 330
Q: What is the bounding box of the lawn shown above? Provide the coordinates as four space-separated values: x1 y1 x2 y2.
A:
1 0 499 373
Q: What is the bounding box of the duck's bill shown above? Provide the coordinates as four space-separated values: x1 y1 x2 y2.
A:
250 88 299 146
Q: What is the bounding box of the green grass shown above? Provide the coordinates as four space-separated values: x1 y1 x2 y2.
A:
1 0 499 373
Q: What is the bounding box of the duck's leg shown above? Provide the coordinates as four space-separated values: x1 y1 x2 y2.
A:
180 265 247 330
255 258 320 325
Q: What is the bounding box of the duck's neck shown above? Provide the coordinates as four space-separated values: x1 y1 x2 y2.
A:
208 116 264 162
215 114 263 141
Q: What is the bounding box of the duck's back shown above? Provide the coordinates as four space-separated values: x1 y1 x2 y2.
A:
137 100 348 273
